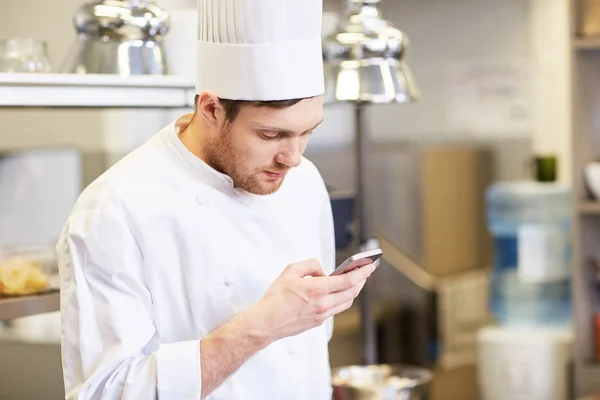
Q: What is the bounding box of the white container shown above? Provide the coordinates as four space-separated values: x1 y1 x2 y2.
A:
477 325 573 400
584 161 600 199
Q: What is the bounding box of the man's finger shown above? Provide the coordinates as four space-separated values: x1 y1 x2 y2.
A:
323 279 367 309
287 259 325 278
324 299 354 319
326 263 376 293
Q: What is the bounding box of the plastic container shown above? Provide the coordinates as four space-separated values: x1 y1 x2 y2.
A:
486 181 572 327
0 246 56 297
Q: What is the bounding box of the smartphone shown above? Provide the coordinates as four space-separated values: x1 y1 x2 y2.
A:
329 248 383 276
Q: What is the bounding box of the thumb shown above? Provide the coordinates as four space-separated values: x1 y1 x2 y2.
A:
288 258 325 278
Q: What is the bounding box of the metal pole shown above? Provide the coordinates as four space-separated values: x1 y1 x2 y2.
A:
355 103 378 365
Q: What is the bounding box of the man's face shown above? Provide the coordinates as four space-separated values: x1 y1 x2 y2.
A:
205 96 324 195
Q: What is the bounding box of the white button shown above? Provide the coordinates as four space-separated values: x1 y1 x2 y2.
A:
195 196 203 206
288 348 297 356
224 277 234 286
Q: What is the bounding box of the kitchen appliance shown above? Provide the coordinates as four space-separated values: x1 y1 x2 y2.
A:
60 0 170 75
322 0 420 365
330 189 355 249
332 364 431 400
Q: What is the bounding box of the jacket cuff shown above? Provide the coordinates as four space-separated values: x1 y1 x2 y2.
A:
156 340 201 399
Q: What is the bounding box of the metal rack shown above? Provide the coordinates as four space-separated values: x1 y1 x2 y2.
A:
569 0 600 396
0 291 60 321
0 72 195 320
0 73 195 108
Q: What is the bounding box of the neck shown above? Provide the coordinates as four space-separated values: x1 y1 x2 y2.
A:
178 114 210 164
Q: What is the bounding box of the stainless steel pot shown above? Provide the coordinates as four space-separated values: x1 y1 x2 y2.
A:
60 0 169 75
332 364 432 400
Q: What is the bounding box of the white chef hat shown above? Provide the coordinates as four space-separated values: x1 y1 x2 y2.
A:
195 0 324 101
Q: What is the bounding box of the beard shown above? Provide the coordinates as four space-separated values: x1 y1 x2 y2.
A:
205 124 289 196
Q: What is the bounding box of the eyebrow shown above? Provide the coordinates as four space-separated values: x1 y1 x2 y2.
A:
252 119 324 135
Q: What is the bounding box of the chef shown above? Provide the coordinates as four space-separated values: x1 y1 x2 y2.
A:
56 0 375 399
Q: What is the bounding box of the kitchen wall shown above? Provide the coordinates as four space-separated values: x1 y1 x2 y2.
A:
0 0 551 265
0 0 102 151
317 0 570 181
0 0 180 180
321 0 532 139
0 0 566 167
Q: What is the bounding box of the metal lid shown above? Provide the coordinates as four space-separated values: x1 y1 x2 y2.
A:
73 0 169 40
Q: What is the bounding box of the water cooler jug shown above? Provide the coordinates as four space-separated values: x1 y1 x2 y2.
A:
478 159 574 400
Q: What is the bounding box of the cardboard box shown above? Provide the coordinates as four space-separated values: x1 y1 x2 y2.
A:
309 144 495 277
370 144 494 277
419 147 493 276
430 365 479 400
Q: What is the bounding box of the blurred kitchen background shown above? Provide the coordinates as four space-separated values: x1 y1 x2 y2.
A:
1 0 600 399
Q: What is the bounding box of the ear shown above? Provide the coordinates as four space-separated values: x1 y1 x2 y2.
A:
196 92 226 130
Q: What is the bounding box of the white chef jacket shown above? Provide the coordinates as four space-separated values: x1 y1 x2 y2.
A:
56 123 336 400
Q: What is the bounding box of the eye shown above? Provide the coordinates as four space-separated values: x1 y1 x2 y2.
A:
259 131 280 140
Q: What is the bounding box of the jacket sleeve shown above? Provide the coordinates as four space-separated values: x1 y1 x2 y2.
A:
318 182 336 342
57 200 201 400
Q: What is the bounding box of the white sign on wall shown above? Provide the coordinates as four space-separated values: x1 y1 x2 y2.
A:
445 60 533 137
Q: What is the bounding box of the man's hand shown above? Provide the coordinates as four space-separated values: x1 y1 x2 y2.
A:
248 258 376 342
198 258 375 399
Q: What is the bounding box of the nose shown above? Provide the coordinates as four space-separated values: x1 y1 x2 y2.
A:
275 137 303 168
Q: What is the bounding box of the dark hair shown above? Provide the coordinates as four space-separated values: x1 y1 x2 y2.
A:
194 94 303 121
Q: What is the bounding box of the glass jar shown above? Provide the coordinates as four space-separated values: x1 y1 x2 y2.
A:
0 38 52 73
0 41 5 72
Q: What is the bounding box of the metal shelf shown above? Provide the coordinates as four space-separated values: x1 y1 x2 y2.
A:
0 73 195 108
578 201 600 214
576 362 600 399
0 291 59 321
573 37 600 50
578 394 600 400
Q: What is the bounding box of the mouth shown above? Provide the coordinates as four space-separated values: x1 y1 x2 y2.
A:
264 170 287 179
